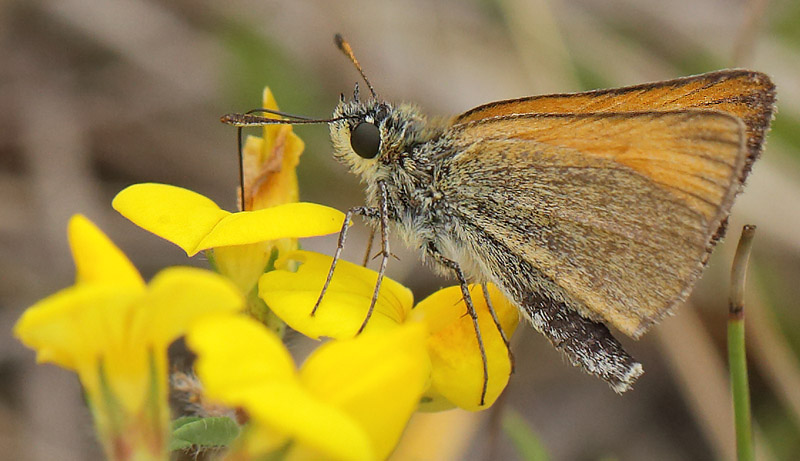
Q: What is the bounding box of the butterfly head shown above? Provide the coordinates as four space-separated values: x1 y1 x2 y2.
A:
330 95 432 179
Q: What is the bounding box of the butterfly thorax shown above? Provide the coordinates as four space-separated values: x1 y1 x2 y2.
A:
331 98 472 271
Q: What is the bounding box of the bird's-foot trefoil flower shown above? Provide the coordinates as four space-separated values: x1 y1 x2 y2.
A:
14 215 243 461
259 250 520 411
112 88 345 331
187 315 430 461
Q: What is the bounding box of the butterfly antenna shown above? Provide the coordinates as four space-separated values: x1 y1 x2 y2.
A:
237 126 245 211
334 33 377 99
221 113 352 127
225 108 343 211
222 108 356 209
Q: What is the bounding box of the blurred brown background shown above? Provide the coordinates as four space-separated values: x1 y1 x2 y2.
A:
2 0 800 460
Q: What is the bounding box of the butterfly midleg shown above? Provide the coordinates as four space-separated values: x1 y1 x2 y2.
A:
427 242 489 406
356 181 391 334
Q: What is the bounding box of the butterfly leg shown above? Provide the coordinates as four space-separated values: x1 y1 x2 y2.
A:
474 233 643 392
481 282 515 373
356 181 391 334
427 243 489 406
361 227 375 267
311 205 379 316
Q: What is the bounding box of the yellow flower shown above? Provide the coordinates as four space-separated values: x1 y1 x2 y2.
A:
412 284 519 412
112 88 345 299
14 215 243 461
240 87 304 211
187 315 430 461
112 183 342 255
259 250 520 411
259 250 414 338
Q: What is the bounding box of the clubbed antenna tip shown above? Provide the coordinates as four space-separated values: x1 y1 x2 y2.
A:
333 33 377 99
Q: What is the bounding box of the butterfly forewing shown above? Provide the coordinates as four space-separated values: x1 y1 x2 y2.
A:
454 70 775 178
442 110 746 337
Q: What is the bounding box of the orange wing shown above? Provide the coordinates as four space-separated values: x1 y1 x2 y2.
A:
454 70 775 179
443 111 747 337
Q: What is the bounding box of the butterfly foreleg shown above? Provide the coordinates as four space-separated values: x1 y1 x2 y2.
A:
356 181 391 334
311 204 379 317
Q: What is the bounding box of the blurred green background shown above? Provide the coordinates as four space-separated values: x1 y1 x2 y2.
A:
1 0 799 459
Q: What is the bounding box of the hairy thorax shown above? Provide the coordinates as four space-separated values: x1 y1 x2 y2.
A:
377 138 493 282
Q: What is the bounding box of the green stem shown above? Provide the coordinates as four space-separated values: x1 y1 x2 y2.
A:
728 315 753 461
247 289 286 339
728 225 756 461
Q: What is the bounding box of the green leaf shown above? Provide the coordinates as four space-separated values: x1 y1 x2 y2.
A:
172 416 202 430
170 416 240 451
503 409 549 461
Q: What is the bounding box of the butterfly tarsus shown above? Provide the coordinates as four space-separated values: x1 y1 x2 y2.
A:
370 250 400 261
482 282 515 374
362 228 375 267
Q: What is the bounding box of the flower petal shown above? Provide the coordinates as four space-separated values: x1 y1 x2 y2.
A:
188 315 297 399
113 184 345 257
112 183 229 256
241 87 305 211
259 250 414 339
249 382 372 461
188 316 373 461
13 283 157 413
412 284 520 411
211 242 274 295
195 203 345 252
133 267 243 349
300 323 430 460
13 284 138 372
260 87 284 145
68 214 144 287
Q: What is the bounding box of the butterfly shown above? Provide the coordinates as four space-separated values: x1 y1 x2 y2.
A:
223 35 776 404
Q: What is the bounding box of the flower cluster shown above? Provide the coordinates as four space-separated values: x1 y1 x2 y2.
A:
14 215 243 461
15 88 520 461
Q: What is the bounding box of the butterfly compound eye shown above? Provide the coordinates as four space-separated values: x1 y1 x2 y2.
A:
350 122 381 159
